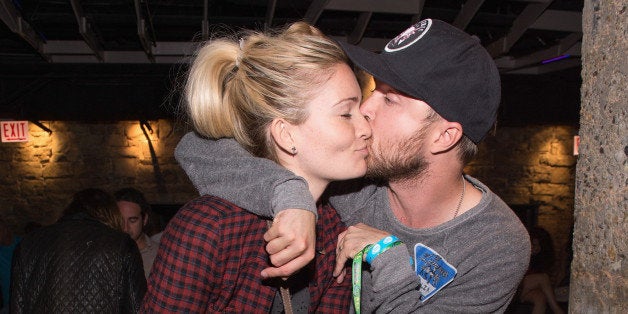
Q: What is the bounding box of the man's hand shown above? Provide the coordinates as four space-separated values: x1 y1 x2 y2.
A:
333 223 389 282
261 208 316 279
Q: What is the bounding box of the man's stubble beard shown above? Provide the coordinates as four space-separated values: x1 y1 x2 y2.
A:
365 128 430 182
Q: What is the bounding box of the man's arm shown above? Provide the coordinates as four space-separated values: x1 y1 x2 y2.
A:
174 133 380 278
334 222 530 313
365 247 522 313
175 132 316 217
176 132 381 224
176 132 318 277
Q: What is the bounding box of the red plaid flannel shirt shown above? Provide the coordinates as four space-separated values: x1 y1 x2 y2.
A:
141 195 351 313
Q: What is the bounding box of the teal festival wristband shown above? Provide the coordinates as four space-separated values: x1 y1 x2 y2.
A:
364 235 402 265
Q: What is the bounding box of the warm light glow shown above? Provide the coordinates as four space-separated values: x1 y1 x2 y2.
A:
358 71 376 102
27 121 53 147
11 121 54 182
123 120 163 158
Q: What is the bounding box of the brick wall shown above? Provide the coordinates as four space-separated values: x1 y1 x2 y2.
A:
466 125 577 283
0 120 196 228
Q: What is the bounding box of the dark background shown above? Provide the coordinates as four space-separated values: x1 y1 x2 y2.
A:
0 0 583 125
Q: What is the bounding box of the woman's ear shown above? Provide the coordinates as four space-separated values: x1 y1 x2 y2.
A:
431 121 463 154
269 118 296 155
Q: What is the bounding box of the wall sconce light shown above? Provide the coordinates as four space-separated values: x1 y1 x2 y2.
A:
31 120 53 134
139 120 153 134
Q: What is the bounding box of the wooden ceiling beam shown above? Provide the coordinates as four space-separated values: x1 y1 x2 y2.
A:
69 0 104 61
453 0 486 30
496 32 582 71
0 0 49 61
486 0 554 57
133 0 156 63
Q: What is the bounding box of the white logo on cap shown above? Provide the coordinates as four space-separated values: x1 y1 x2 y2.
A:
385 19 432 52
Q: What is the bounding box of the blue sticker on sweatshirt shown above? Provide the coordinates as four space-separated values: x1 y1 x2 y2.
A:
414 243 457 301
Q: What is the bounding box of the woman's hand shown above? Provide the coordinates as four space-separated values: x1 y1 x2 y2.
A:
261 208 316 278
333 223 389 282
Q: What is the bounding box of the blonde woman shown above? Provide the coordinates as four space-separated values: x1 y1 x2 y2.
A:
142 22 371 312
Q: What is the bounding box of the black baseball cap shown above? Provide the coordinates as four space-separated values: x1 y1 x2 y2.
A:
340 19 501 144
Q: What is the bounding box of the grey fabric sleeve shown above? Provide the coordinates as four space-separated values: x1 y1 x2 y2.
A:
367 245 424 312
174 132 317 217
326 179 383 225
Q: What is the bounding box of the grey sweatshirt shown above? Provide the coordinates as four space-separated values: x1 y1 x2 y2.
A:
175 132 531 313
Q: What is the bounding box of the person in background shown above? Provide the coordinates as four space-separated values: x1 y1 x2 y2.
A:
115 187 159 279
142 21 370 312
175 19 531 312
149 230 163 244
10 188 146 313
519 227 565 314
0 218 21 314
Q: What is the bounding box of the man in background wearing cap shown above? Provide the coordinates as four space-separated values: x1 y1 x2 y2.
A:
175 19 530 312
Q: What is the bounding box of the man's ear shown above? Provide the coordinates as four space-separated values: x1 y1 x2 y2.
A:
431 121 463 154
269 118 295 155
142 213 149 227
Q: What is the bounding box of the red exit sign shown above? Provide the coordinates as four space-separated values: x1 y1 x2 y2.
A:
1 121 29 142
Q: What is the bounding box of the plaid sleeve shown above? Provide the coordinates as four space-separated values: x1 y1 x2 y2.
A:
141 198 222 313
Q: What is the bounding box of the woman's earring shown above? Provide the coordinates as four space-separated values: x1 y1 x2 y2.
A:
291 146 297 155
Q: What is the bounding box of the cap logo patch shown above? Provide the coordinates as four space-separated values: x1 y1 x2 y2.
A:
385 19 432 53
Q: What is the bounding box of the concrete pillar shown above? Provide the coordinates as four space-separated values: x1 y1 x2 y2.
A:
570 0 627 313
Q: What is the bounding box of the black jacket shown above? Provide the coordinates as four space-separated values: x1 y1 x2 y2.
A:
10 213 146 313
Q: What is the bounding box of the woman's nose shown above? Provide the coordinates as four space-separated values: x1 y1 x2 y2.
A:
357 114 372 139
359 95 376 122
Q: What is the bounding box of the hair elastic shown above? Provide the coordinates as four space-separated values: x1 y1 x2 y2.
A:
235 38 244 67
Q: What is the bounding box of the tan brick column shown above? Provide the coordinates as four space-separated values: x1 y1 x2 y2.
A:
570 1 627 312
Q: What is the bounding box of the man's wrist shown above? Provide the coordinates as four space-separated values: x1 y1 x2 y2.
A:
365 235 403 264
271 179 318 219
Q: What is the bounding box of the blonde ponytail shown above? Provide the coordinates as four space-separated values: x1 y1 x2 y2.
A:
184 22 348 161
